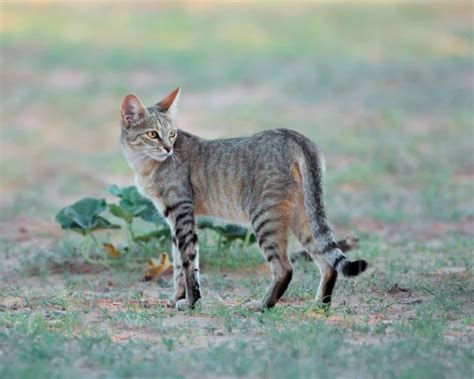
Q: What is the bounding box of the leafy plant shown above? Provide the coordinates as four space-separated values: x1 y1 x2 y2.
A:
55 198 120 266
56 185 257 267
107 185 166 225
55 197 120 235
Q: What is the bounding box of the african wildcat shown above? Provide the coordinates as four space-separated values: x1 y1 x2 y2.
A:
120 87 367 311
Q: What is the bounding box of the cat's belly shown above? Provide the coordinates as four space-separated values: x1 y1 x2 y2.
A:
195 195 249 225
136 173 248 226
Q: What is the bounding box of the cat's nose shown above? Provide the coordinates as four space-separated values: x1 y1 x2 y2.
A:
163 146 172 153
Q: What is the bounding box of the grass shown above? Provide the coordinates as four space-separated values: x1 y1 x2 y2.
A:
2 246 472 379
1 233 472 378
1 1 473 378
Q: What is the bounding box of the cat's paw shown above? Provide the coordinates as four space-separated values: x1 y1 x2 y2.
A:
176 298 202 311
244 300 265 312
314 293 332 305
168 295 179 308
175 299 189 311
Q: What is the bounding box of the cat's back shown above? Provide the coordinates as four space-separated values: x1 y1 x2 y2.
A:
195 128 306 155
182 129 314 184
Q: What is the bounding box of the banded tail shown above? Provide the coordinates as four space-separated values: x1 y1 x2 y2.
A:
290 236 359 263
296 138 368 277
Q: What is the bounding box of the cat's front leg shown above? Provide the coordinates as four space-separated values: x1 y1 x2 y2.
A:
165 199 201 311
168 236 186 307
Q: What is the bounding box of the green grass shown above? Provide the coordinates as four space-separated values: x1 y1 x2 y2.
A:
2 232 472 378
2 254 473 378
1 1 473 378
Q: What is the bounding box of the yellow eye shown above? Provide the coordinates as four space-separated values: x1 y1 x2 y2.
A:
146 131 158 139
169 130 177 139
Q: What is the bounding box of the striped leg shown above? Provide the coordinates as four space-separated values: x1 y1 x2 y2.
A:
313 255 338 304
168 237 186 307
164 199 201 311
291 213 337 305
247 206 293 311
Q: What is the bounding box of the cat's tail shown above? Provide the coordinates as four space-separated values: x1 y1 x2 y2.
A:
296 137 367 277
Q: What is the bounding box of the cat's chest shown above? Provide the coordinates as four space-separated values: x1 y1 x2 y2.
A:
134 173 166 215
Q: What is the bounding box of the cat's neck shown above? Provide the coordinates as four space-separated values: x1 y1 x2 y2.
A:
121 142 161 176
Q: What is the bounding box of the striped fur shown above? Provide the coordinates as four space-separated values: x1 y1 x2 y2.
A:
120 89 367 311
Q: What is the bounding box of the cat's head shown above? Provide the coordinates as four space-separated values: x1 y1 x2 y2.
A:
120 87 180 162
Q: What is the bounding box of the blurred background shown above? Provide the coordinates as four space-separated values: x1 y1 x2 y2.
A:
0 1 473 243
1 2 473 377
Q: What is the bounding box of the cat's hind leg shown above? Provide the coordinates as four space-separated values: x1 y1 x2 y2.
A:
247 204 293 311
291 208 338 305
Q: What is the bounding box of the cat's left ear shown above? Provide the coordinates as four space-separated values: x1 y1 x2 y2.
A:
156 87 180 118
121 94 148 127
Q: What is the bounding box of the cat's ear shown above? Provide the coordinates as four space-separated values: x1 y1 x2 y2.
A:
121 94 147 127
156 87 180 118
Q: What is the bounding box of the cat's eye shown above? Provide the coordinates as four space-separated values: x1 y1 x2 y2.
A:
146 131 158 139
169 130 177 139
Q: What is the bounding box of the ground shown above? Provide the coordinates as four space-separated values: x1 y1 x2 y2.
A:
0 2 473 378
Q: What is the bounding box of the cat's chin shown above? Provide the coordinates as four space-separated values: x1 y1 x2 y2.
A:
148 153 172 162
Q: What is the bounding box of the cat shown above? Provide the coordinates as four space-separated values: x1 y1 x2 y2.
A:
120 87 367 311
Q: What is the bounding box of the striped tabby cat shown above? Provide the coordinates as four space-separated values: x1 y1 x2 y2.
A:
120 88 367 311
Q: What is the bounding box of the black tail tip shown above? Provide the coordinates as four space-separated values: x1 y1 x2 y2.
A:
342 259 368 277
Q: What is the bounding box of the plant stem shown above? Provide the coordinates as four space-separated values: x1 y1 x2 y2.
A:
125 221 134 250
89 232 102 251
85 233 111 268
217 234 222 255
81 235 99 265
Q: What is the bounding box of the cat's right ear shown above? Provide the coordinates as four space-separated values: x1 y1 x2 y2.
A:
121 94 147 127
156 87 180 119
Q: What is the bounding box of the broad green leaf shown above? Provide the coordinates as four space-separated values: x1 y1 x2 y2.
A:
56 198 120 234
108 203 133 223
108 185 166 224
